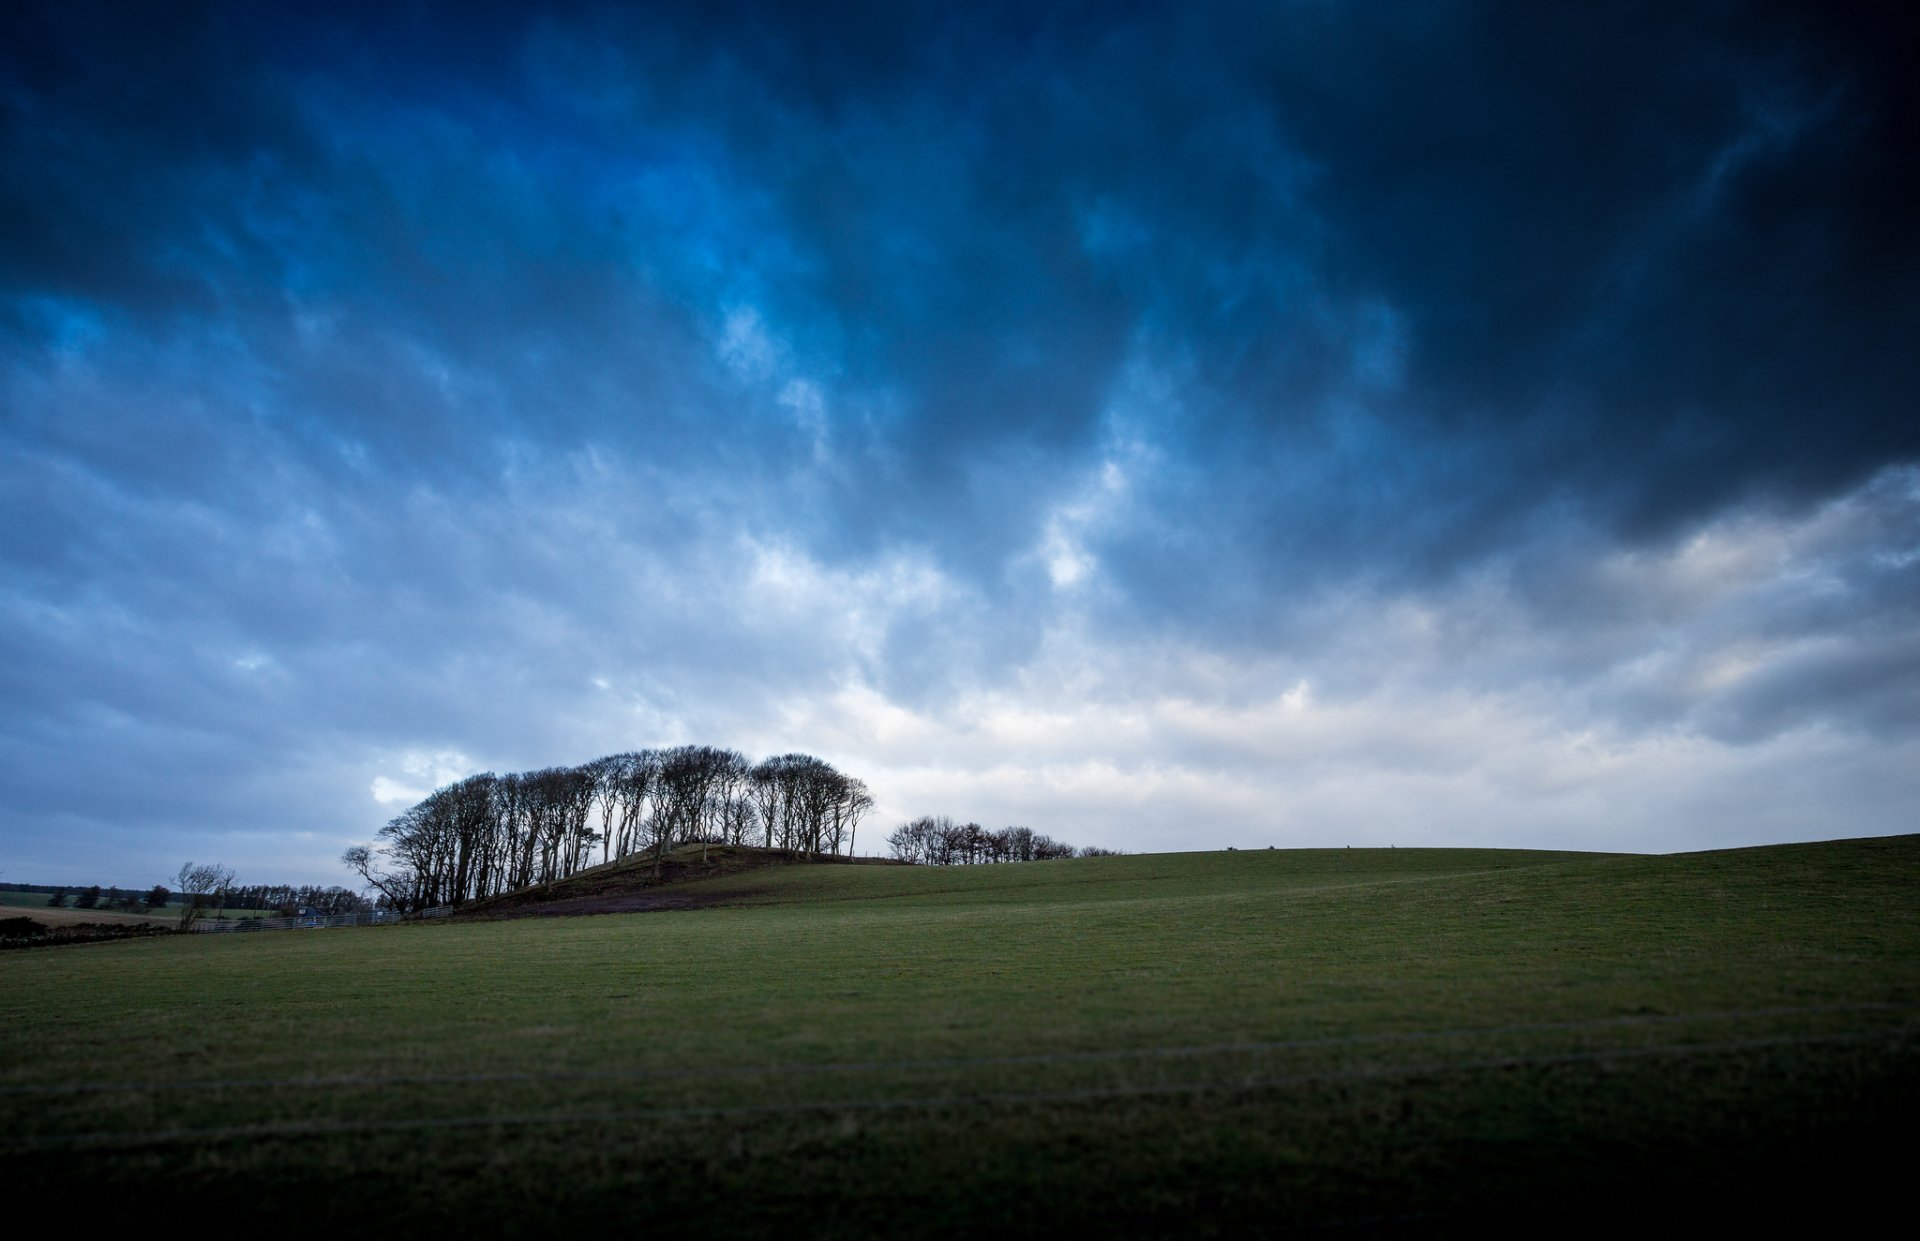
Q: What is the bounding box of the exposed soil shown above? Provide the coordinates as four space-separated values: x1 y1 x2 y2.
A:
22 904 176 929
449 845 903 922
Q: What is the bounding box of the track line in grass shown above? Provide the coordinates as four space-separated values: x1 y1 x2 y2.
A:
3 1001 1907 1098
6 1021 1917 1152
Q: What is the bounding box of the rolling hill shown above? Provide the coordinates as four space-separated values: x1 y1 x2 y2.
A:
2 836 1915 1235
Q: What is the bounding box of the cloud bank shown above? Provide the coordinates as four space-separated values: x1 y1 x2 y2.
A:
2 1 1914 884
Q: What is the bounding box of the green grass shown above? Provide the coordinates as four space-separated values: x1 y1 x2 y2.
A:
0 888 280 927
0 888 144 910
2 838 1916 1235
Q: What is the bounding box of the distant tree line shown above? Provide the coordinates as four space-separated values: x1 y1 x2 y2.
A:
17 872 362 925
884 816 1120 865
343 745 874 912
220 884 367 915
34 884 171 912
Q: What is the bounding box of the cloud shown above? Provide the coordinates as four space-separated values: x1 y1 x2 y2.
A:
0 2 1913 884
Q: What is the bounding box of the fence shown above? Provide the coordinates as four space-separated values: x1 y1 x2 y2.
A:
188 905 452 933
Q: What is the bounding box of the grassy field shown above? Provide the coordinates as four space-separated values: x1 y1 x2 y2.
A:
2 838 1916 1234
0 889 281 925
0 889 174 927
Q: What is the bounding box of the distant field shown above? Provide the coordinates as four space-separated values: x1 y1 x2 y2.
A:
2 839 1916 1234
0 890 172 927
0 889 281 924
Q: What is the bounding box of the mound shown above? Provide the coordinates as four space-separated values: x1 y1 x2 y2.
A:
450 844 904 921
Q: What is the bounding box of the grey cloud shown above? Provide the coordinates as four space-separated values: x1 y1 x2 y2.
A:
1410 468 1920 743
2 1 1914 883
13 2 1910 590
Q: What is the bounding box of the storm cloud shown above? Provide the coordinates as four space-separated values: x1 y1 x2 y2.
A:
2 1 1914 884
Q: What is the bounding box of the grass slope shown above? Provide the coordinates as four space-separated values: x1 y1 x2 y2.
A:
2 838 1916 1235
451 842 905 919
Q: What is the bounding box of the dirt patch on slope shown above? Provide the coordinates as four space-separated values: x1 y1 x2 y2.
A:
450 846 901 922
469 884 771 919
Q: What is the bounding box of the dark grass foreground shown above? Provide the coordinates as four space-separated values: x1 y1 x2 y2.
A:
3 837 1915 1235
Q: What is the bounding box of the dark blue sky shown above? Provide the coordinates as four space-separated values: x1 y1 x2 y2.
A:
3 1 1915 885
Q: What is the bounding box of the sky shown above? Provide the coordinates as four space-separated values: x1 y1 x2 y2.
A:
2 1 1916 887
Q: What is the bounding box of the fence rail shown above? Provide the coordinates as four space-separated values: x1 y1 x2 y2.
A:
188 908 446 933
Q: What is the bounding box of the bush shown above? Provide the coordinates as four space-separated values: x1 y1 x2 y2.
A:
2 919 173 950
0 916 47 940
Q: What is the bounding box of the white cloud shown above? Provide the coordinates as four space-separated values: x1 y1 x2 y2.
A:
1031 456 1132 590
717 305 782 382
369 776 426 806
738 467 1918 857
370 750 476 806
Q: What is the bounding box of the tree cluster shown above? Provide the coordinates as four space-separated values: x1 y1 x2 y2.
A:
42 884 171 912
221 884 367 915
175 862 237 928
19 878 348 920
884 817 1111 865
343 746 874 912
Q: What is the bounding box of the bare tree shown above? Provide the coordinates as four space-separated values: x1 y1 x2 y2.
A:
174 862 236 928
584 754 621 867
342 845 413 912
887 816 942 864
838 777 874 857
886 819 1092 865
612 750 658 859
751 752 852 857
706 749 753 857
749 757 787 850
